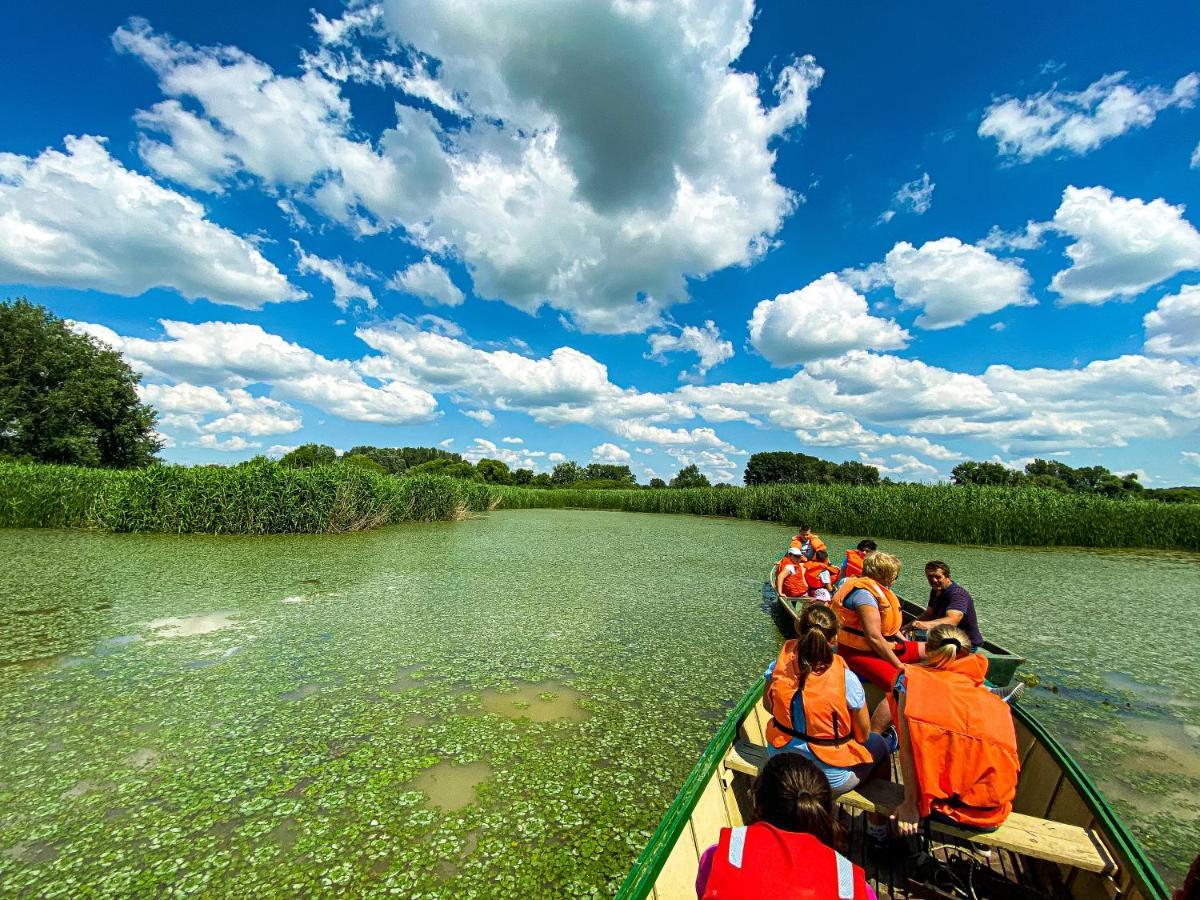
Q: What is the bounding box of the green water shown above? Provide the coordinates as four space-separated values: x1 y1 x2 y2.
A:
1 510 1197 895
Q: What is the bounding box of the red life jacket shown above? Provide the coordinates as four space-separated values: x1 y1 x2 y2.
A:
765 642 873 767
804 561 839 591
702 823 870 899
778 558 809 597
894 654 1020 830
841 549 865 579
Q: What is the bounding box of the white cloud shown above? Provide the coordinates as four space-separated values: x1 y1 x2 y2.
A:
646 320 733 380
500 436 523 444
266 444 298 458
666 448 739 483
749 273 910 365
879 172 934 223
1192 141 1200 169
851 238 1034 330
979 71 1199 161
1183 450 1200 469
294 243 377 310
462 409 495 426
116 9 823 333
1049 186 1200 304
387 257 464 307
0 135 302 307
591 442 632 464
547 452 566 464
860 452 941 482
438 438 455 448
1144 284 1200 357
192 434 262 452
462 436 546 469
977 220 1051 251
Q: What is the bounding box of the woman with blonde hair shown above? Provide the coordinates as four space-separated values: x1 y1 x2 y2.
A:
890 624 1020 837
830 551 925 689
762 604 895 794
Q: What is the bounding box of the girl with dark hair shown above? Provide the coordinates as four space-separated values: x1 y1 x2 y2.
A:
763 604 895 794
696 753 875 898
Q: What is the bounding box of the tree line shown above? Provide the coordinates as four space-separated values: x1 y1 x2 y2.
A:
948 458 1199 503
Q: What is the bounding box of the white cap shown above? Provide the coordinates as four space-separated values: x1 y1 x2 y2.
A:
786 547 804 555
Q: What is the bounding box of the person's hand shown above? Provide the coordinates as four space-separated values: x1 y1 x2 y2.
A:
891 799 921 837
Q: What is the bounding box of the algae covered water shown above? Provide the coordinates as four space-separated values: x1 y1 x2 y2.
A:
1 510 1197 895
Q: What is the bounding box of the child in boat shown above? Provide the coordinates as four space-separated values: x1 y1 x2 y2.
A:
763 604 896 795
836 539 877 587
889 624 1020 837
774 546 810 599
696 752 876 899
789 523 826 561
803 549 839 603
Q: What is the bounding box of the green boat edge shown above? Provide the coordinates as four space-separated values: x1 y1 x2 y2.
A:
613 677 1171 900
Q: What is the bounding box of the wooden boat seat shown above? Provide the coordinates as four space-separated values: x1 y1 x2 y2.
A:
724 740 1116 875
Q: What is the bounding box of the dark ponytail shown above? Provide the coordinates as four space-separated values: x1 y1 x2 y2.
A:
794 603 838 686
752 752 843 848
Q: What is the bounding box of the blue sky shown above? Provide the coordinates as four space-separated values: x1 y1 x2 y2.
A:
3 0 1199 484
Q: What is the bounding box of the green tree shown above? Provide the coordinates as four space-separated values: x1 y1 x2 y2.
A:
584 463 636 484
648 477 667 488
551 461 584 485
341 453 388 475
530 472 553 487
950 460 1024 487
280 443 338 468
510 468 534 485
345 445 408 474
475 457 512 484
670 464 710 488
407 457 478 480
743 451 877 486
0 298 161 467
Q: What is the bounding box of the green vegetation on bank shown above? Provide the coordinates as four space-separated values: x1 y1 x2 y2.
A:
495 481 1200 551
0 462 497 533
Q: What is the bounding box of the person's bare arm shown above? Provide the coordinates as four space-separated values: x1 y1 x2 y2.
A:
774 566 789 598
913 604 935 622
915 608 964 630
857 604 903 669
891 691 921 835
850 703 870 742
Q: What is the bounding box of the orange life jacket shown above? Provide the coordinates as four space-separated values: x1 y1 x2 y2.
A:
765 641 874 767
702 824 870 900
778 558 809 598
831 576 903 652
841 549 865 579
898 654 1020 830
789 534 826 560
804 561 840 591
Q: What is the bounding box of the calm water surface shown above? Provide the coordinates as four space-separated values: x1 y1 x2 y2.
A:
1 510 1197 895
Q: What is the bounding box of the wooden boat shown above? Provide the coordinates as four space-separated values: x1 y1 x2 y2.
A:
616 580 1169 899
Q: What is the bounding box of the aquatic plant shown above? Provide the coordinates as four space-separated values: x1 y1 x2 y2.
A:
0 463 498 533
494 482 1200 550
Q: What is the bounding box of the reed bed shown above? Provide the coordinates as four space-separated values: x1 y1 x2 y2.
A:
495 483 1200 551
0 463 498 534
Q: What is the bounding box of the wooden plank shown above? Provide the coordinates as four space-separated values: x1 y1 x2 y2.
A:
651 820 701 900
689 771 730 853
724 740 767 777
718 768 745 829
1013 742 1064 818
740 703 766 745
1016 719 1038 767
1047 778 1093 828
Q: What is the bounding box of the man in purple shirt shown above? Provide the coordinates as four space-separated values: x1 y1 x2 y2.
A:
912 560 984 648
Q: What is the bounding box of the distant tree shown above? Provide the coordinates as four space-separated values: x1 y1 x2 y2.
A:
648 477 667 488
511 468 534 485
475 457 512 484
670 464 710 488
280 443 338 469
833 460 880 486
950 460 1024 487
345 445 409 474
1145 486 1200 504
0 298 161 467
398 446 463 468
551 461 584 485
530 472 553 487
584 463 636 484
744 451 878 486
407 457 478 480
341 453 388 475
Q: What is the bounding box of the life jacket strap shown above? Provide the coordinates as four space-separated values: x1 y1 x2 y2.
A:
770 719 854 747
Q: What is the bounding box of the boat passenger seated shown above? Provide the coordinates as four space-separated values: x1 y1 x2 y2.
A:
831 551 924 690
763 605 895 795
904 560 984 650
802 550 839 604
789 523 826 562
774 546 810 599
696 753 875 899
889 625 1020 837
836 539 877 587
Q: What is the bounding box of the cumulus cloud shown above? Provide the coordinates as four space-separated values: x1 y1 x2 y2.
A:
666 448 740 483
1192 141 1200 169
646 320 733 380
0 135 302 307
462 409 495 425
500 436 523 444
749 273 910 365
591 442 633 465
979 71 1198 161
387 257 464 306
879 172 934 224
846 239 1034 330
1144 284 1200 357
192 434 262 452
1049 186 1200 304
294 243 377 310
1183 450 1200 469
116 8 823 332
462 436 546 469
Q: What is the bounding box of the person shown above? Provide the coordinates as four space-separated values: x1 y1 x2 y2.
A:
889 625 1020 837
837 540 877 584
831 551 924 690
789 523 827 562
802 549 840 604
696 752 875 899
774 546 810 599
763 604 895 795
909 561 984 649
